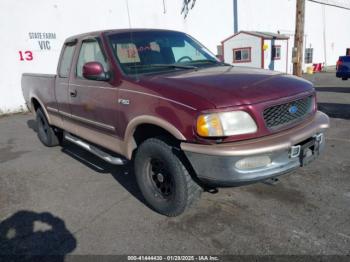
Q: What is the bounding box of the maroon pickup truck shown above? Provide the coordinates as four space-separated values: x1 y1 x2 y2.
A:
22 29 329 216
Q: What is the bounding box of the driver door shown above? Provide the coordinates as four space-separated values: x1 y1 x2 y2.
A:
68 38 118 136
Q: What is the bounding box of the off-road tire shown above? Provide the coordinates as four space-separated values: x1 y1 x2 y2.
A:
134 137 202 216
36 108 61 147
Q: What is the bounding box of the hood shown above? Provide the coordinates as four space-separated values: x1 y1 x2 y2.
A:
140 66 314 109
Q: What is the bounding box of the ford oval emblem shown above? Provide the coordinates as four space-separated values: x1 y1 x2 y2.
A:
289 105 298 114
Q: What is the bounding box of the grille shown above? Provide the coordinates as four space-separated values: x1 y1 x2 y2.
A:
263 96 313 129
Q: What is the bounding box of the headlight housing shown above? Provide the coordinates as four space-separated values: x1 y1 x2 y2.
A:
196 111 257 137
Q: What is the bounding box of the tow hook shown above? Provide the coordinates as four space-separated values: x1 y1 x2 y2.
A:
263 177 280 185
206 188 219 194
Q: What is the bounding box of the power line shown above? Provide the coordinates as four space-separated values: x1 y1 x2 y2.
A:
308 0 350 10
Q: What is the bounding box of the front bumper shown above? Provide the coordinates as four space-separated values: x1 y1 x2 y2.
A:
181 111 330 187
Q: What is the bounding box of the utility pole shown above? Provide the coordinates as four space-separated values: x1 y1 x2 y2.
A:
322 5 327 66
293 0 305 76
233 0 238 33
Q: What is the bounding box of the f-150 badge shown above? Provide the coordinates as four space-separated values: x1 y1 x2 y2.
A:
118 99 130 105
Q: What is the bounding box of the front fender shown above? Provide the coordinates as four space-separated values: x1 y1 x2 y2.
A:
124 115 186 159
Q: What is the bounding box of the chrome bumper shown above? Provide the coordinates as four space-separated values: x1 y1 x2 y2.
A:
181 111 330 186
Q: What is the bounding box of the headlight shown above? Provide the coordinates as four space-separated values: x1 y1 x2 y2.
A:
196 111 257 137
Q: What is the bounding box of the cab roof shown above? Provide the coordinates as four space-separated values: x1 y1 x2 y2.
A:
64 28 185 44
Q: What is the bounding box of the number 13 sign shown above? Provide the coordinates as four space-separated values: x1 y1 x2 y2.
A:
19 51 33 61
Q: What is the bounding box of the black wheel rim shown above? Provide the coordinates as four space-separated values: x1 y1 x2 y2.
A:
147 158 173 200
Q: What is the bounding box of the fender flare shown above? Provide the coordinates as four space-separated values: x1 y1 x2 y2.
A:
124 115 186 159
30 96 52 124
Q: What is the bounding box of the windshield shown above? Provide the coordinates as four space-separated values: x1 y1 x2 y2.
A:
107 31 221 75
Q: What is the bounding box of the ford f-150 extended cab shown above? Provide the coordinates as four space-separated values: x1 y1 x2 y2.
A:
22 29 330 216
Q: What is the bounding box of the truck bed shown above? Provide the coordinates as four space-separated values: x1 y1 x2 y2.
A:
21 73 57 112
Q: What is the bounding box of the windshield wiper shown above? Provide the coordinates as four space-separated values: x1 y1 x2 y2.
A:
128 64 198 69
189 60 231 66
152 64 198 69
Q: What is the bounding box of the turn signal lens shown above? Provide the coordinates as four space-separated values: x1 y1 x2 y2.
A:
196 114 224 137
196 111 257 137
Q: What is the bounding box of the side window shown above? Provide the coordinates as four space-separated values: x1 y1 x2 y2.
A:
272 45 281 60
233 47 251 63
59 45 76 78
76 40 108 79
304 48 313 64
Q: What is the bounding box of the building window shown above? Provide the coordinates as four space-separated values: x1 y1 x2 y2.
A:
305 48 313 64
272 45 281 60
233 47 251 63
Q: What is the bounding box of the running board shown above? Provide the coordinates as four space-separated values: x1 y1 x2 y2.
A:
64 133 126 165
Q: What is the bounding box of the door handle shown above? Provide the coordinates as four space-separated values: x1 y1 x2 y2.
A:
70 90 77 97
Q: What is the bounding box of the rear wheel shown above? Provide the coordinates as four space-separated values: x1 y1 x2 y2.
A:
134 137 202 216
36 108 62 147
342 77 348 81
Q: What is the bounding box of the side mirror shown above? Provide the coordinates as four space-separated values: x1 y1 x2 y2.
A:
83 62 110 81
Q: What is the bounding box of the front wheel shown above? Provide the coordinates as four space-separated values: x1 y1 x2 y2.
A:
134 138 202 216
342 77 348 81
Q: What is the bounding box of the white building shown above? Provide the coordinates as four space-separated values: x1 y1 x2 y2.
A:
222 31 290 73
0 0 349 113
228 0 350 73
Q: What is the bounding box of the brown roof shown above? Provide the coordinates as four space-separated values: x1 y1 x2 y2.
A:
222 31 289 43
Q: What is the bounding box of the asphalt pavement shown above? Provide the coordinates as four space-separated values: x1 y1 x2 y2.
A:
0 73 349 257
